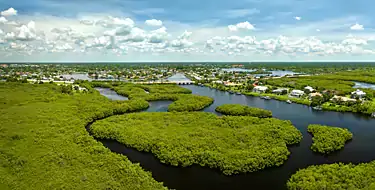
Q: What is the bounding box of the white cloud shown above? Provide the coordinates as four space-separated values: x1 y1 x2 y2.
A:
1 8 17 17
123 27 147 42
2 10 375 61
5 21 38 41
145 19 163 27
148 27 168 43
228 21 255 31
0 17 7 24
316 29 320 32
294 16 301 21
96 16 134 28
350 23 364 31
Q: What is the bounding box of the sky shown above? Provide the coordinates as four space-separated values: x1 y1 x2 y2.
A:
0 0 374 62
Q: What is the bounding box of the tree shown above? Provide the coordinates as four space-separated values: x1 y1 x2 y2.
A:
61 85 73 94
310 96 323 107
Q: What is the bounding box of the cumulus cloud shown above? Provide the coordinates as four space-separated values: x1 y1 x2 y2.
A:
1 8 17 17
145 19 163 27
123 27 147 42
350 23 364 30
228 21 255 31
148 27 168 43
2 9 375 61
5 21 37 41
96 16 134 28
294 16 301 21
0 17 7 24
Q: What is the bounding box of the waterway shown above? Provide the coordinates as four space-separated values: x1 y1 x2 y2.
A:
354 81 375 90
93 84 375 190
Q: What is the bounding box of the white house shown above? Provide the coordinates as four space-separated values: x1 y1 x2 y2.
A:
272 88 288 94
304 86 315 93
290 90 305 98
351 89 366 99
253 86 268 93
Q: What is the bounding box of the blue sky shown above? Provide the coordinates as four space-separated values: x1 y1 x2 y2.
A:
0 0 374 61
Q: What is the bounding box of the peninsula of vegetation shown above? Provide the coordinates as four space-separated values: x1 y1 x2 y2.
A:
215 104 272 118
307 124 353 154
90 112 302 175
287 162 375 190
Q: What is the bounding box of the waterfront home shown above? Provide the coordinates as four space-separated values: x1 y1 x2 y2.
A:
272 88 288 95
72 85 88 92
331 95 356 103
224 82 242 86
290 90 305 98
351 89 366 99
253 86 268 93
309 92 323 100
213 80 223 84
304 86 315 93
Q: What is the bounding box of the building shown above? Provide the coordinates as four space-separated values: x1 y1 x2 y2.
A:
304 86 315 93
224 82 242 86
253 86 268 93
290 90 305 98
351 89 366 99
331 95 356 103
309 92 323 99
272 88 288 95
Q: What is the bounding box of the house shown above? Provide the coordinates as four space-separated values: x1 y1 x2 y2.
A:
224 82 242 86
253 86 268 93
351 89 366 99
331 95 356 103
272 88 288 95
290 90 305 98
304 86 315 93
309 92 323 99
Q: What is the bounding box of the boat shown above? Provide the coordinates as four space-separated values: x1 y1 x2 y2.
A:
228 91 234 94
371 112 375 118
286 100 292 104
236 92 242 95
312 106 322 111
198 83 203 86
263 96 271 100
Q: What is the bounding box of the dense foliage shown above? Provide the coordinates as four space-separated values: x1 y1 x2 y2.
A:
0 82 166 190
307 124 353 154
90 112 302 175
215 104 272 118
287 162 375 190
112 83 213 111
168 94 214 112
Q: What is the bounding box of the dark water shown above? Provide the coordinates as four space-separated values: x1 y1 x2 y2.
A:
95 87 129 100
353 81 375 90
94 85 375 190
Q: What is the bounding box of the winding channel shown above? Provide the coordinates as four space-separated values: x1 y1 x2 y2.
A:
87 86 375 190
